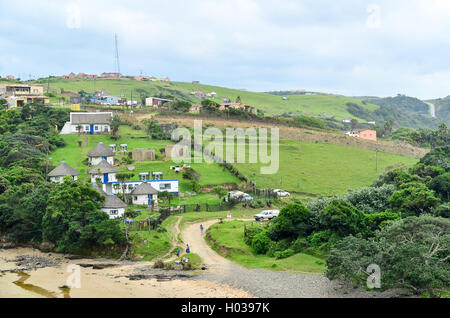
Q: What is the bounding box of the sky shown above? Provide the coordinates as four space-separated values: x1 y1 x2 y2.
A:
0 0 449 99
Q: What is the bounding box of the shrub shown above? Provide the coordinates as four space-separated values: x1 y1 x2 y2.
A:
243 224 263 246
291 237 309 253
251 230 271 254
266 239 291 257
153 259 164 269
274 249 294 260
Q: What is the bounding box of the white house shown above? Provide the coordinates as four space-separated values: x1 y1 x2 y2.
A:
102 195 127 219
87 142 115 166
93 185 127 219
130 182 159 206
48 161 80 183
60 112 113 135
106 179 179 197
88 160 119 193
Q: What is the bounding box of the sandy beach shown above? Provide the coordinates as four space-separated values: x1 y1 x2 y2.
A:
0 247 252 298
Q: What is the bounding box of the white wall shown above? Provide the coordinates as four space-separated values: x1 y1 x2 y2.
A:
70 124 110 134
89 156 114 166
108 180 179 195
50 175 78 184
101 207 125 219
131 194 158 206
90 172 117 184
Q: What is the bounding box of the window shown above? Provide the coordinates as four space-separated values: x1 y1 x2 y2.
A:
95 126 99 131
85 125 89 131
160 183 171 190
134 196 138 201
110 210 118 215
104 126 109 132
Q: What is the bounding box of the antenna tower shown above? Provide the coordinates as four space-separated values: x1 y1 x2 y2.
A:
114 33 121 75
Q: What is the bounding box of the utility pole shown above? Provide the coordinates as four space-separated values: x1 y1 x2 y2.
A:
376 148 379 172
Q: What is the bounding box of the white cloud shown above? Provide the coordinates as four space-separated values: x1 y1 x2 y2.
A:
0 0 449 98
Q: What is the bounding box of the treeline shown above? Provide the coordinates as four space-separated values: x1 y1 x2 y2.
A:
346 102 441 130
390 124 449 149
0 105 125 255
244 145 449 297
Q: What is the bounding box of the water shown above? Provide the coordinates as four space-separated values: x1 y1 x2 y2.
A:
12 272 71 298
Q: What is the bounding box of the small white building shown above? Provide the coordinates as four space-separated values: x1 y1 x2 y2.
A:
60 112 113 135
87 142 115 166
130 182 159 206
94 185 127 219
102 195 127 219
88 160 119 193
48 161 80 183
106 179 179 197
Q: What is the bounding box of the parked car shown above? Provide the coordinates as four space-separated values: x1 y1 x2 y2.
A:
273 189 290 197
224 190 253 203
345 131 360 137
254 210 280 221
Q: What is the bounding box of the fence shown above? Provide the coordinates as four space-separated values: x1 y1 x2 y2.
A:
159 202 233 214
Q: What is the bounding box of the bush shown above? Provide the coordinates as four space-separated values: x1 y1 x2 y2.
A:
307 230 341 253
251 230 271 254
243 224 263 246
266 239 291 257
291 237 309 253
274 249 294 260
153 259 164 269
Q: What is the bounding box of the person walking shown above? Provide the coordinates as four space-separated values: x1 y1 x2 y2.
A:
186 244 190 254
176 247 180 257
200 224 204 235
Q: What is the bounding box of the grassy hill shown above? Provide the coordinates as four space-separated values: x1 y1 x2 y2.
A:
24 77 379 122
230 138 417 196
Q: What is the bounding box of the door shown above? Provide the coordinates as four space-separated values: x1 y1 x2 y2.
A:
148 194 153 206
103 173 108 184
90 125 94 134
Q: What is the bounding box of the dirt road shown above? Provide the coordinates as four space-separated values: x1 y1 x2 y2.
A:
181 220 234 274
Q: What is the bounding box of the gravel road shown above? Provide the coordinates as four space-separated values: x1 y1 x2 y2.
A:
182 220 411 298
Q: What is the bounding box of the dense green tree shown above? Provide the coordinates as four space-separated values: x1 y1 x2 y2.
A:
171 99 192 112
110 114 121 139
42 178 125 252
327 215 450 297
270 203 311 240
428 172 450 201
318 200 368 237
251 230 271 254
420 146 450 172
389 182 440 217
345 184 396 214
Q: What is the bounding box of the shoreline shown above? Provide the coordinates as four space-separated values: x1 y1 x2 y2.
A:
0 247 253 298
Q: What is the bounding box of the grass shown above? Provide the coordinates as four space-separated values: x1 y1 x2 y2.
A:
231 138 417 196
130 229 171 261
25 77 379 121
206 220 326 274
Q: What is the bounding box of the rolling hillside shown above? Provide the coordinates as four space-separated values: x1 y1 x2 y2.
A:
25 77 379 122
